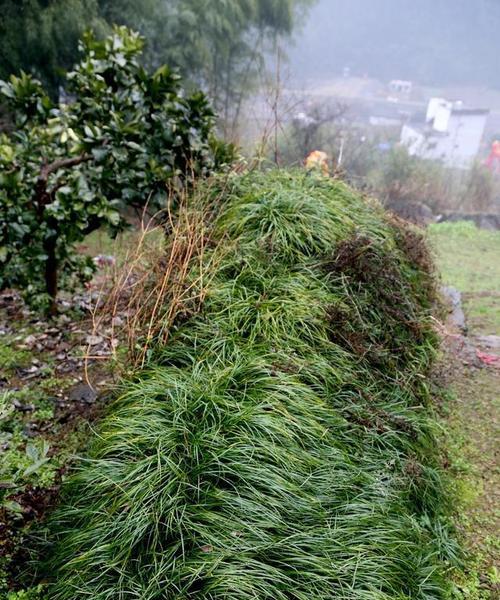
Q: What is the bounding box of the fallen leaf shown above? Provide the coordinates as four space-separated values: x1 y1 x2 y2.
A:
86 335 103 346
24 334 37 347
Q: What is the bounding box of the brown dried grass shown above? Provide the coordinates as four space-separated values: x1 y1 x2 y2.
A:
87 184 226 372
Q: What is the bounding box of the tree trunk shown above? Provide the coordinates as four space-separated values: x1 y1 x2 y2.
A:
43 233 58 315
31 153 91 314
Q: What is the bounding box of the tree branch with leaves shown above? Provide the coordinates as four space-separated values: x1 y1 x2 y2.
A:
0 27 228 313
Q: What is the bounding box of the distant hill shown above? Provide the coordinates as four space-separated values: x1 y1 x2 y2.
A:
288 0 500 89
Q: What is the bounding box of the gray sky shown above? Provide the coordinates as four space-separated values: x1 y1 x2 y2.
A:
287 0 500 89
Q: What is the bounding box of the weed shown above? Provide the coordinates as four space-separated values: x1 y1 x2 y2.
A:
0 342 30 375
88 184 227 370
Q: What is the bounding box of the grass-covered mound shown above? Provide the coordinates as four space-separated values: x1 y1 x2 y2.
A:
46 171 457 599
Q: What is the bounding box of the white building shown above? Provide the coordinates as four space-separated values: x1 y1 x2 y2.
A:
401 98 489 169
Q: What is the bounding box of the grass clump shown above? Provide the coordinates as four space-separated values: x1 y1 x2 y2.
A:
45 171 457 599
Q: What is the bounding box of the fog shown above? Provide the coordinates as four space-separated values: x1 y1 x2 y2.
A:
238 0 500 224
288 0 500 90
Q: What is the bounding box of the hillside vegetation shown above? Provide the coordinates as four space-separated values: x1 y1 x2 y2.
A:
45 171 458 599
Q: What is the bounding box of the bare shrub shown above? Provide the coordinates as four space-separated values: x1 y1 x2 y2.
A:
459 162 495 213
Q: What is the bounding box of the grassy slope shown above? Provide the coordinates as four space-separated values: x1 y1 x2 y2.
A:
430 222 500 598
45 171 458 599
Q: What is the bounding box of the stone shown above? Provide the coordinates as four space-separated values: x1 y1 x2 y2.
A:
68 383 98 404
476 335 500 350
441 286 467 333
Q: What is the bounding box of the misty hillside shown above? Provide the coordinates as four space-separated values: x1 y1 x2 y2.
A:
288 0 500 88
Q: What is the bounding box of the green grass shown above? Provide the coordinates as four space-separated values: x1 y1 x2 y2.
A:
429 220 500 598
429 221 500 333
44 171 458 599
0 339 31 374
443 363 500 600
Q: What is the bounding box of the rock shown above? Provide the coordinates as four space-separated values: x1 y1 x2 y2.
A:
23 423 39 438
23 334 37 347
12 399 35 412
68 383 98 404
93 255 116 268
85 335 103 346
476 335 500 350
441 286 467 333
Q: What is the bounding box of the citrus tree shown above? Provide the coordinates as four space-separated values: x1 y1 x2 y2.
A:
0 27 223 313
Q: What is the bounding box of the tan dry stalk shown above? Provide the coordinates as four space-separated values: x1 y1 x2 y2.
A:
86 184 227 374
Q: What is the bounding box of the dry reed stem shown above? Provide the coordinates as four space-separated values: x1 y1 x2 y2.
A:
85 183 228 375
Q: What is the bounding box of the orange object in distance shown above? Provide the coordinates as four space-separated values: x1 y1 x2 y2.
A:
305 151 329 176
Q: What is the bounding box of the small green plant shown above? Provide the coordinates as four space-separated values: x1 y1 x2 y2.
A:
6 585 46 600
0 27 225 313
0 392 57 513
0 343 31 373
